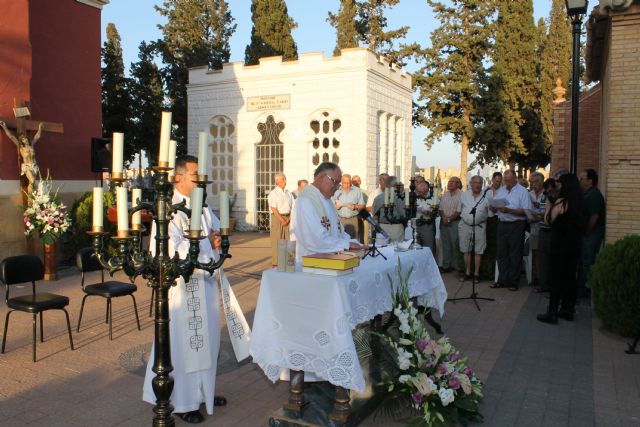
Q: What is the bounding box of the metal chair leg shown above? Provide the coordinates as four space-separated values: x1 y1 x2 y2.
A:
1 310 13 354
62 309 74 351
108 298 113 340
32 314 37 363
77 294 89 332
39 312 44 342
130 294 141 331
105 298 110 324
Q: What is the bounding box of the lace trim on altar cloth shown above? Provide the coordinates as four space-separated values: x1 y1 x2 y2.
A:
255 346 365 392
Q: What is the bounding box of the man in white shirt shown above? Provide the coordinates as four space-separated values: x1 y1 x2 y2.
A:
290 162 362 259
267 173 294 267
439 177 462 273
366 173 389 212
142 155 226 424
490 170 532 291
333 174 365 240
459 175 489 281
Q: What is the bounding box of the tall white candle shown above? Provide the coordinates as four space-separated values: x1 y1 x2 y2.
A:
167 139 177 178
190 188 204 231
384 188 390 205
116 186 128 232
197 132 208 176
131 188 142 226
159 111 172 164
405 189 410 207
390 187 396 203
92 187 103 229
220 191 229 229
112 132 124 175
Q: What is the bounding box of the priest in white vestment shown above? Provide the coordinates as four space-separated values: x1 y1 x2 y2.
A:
143 155 225 424
290 162 363 260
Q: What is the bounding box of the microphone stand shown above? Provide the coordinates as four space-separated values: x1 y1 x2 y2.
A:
362 230 386 260
448 188 494 311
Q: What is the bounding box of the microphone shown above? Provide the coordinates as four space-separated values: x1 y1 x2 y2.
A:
358 209 389 238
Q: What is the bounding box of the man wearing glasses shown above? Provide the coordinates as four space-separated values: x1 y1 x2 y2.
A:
290 162 363 259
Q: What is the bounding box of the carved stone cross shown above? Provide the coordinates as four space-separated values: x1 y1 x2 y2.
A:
0 98 64 194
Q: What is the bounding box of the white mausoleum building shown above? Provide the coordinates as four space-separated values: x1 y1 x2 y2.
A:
187 47 412 230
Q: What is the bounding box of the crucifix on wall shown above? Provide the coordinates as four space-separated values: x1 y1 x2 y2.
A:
0 99 64 194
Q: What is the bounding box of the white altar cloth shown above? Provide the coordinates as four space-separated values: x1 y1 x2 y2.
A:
249 247 447 392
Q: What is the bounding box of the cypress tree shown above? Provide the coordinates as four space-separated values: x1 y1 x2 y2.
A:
101 23 132 144
413 0 494 187
156 0 236 147
245 0 298 65
546 0 573 92
327 0 360 56
129 41 165 165
474 0 539 170
357 0 419 67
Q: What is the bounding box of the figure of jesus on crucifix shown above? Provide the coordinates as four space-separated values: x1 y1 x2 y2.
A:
0 120 44 193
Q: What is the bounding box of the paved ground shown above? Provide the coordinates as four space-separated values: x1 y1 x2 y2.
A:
0 232 638 426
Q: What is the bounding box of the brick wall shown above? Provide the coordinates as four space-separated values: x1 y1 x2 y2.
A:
550 84 602 174
603 7 640 243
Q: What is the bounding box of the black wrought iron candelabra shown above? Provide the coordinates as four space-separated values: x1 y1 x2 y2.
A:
383 177 416 225
87 166 231 427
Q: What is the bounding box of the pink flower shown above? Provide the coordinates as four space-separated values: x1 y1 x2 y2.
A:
438 363 448 375
448 353 461 362
416 339 428 352
464 367 473 377
448 378 460 389
411 392 423 404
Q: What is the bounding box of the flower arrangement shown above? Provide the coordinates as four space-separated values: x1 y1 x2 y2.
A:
23 175 72 244
364 261 483 426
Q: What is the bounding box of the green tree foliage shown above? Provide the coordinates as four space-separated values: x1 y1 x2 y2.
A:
546 0 573 92
473 0 543 170
413 0 494 185
327 0 361 56
102 23 132 143
244 0 298 65
357 0 419 67
156 0 236 147
129 41 165 165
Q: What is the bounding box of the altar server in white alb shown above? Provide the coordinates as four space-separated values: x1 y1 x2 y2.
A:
290 162 363 259
143 155 227 424
267 173 294 267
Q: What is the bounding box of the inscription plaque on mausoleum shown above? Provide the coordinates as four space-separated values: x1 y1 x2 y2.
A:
247 95 290 112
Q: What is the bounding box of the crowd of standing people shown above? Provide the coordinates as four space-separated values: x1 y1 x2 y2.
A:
266 165 606 326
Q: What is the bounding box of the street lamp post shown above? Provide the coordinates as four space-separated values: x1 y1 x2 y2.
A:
566 0 589 174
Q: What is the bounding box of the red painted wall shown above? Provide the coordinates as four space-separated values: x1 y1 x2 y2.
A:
29 0 101 180
0 0 101 181
0 0 32 180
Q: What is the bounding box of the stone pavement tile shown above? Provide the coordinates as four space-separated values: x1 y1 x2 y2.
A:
542 410 570 427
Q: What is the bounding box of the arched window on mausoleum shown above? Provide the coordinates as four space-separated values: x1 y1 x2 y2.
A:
309 111 341 166
209 115 235 196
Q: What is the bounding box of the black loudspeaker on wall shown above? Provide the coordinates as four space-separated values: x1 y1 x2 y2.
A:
91 137 112 173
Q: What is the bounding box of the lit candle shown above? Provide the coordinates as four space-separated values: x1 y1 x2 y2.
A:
190 187 204 231
112 132 124 175
159 111 172 164
405 190 410 207
116 186 128 232
197 132 208 176
92 187 103 229
384 188 390 205
220 191 229 229
167 139 177 178
131 188 142 227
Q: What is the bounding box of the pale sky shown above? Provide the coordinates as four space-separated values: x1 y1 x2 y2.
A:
101 0 552 171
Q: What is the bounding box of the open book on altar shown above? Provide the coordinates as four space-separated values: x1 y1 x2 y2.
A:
301 252 360 270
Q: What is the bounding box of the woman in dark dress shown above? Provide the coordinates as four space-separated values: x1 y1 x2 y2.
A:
537 174 583 324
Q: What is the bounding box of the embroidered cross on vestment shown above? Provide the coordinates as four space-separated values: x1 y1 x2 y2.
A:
320 216 331 231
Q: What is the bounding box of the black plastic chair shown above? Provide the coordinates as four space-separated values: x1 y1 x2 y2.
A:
76 248 140 340
1 255 74 362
